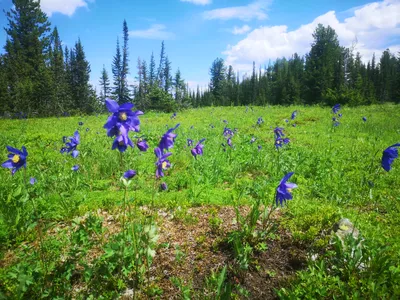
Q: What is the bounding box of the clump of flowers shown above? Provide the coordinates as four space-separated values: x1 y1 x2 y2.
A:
103 98 143 152
332 104 342 126
60 131 80 158
257 117 264 126
191 139 206 159
1 146 28 175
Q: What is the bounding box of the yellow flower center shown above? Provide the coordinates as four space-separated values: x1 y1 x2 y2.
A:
12 154 20 163
119 112 127 121
287 188 292 193
162 161 168 169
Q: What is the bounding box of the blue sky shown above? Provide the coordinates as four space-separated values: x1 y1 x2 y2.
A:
0 0 399 92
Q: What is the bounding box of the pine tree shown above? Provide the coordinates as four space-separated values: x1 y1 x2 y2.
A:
99 65 111 101
149 52 156 87
209 58 226 105
164 56 172 93
71 39 91 112
121 20 130 103
4 0 52 115
157 41 166 88
112 38 122 103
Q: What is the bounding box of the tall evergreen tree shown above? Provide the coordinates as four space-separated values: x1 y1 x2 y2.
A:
157 41 166 88
112 38 122 103
209 58 226 105
164 56 172 93
121 20 130 103
149 52 156 87
99 65 111 101
4 0 52 115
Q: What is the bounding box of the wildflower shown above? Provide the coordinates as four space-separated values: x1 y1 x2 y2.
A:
160 182 168 191
285 119 289 123
258 145 262 151
159 123 180 152
276 172 297 206
275 137 290 149
223 127 234 137
223 120 228 124
123 169 137 179
86 128 90 132
291 110 297 120
187 139 194 147
79 122 84 126
292 124 296 127
171 112 177 119
112 131 134 153
210 124 215 129
61 131 80 158
191 139 206 158
338 113 342 118
103 98 143 136
1 146 28 175
381 143 400 172
227 138 233 147
362 117 367 122
274 127 285 139
332 104 341 114
333 121 340 127
30 177 37 185
257 117 264 125
62 136 67 143
154 147 172 178
71 165 79 171
250 137 256 144
136 138 149 152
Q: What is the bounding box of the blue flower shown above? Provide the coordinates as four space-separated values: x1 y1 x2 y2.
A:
274 127 285 139
123 169 137 179
257 117 264 125
61 131 80 158
160 182 168 191
1 146 28 175
191 139 206 158
72 165 79 171
362 117 367 122
154 147 172 178
291 110 297 120
187 139 194 147
382 143 400 172
137 138 149 152
276 172 297 206
332 104 341 114
30 177 37 185
159 124 180 152
275 137 290 149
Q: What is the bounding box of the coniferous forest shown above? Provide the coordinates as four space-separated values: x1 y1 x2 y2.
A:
0 0 399 117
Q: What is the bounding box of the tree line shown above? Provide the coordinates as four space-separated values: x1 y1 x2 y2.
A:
201 24 400 107
0 1 399 117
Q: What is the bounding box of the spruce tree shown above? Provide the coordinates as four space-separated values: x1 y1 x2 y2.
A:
121 20 130 103
99 65 111 101
112 38 122 103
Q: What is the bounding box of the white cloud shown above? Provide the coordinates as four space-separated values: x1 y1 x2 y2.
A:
203 0 272 21
181 0 212 5
129 24 175 40
232 25 252 35
39 0 91 17
187 80 209 92
223 0 400 74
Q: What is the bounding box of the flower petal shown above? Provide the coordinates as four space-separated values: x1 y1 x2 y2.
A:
105 98 119 113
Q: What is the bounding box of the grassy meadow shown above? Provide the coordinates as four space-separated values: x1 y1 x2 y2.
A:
0 104 400 299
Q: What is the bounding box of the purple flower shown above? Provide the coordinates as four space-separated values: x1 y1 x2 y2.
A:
191 139 206 158
382 143 400 172
61 131 80 158
72 165 79 171
274 127 285 139
257 117 264 125
187 139 194 147
136 138 149 152
332 104 341 114
103 98 143 136
275 137 290 149
2 146 28 175
333 121 340 127
160 182 168 191
338 113 342 118
227 138 233 147
223 120 228 124
285 119 289 123
155 147 172 178
159 124 180 152
223 127 234 137
276 172 297 206
30 177 37 185
291 111 297 120
171 112 177 119
362 117 367 122
123 169 137 179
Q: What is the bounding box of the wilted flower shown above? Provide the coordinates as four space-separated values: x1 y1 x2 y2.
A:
274 127 285 139
160 182 168 191
136 138 149 152
276 172 297 206
381 143 400 172
123 169 137 179
362 117 367 122
154 147 172 178
275 137 290 149
332 104 341 114
61 131 80 158
1 146 28 175
103 98 143 136
30 177 37 185
159 123 180 152
191 139 205 158
71 165 79 171
291 111 297 120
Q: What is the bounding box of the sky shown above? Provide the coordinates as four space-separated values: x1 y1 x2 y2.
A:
0 0 399 92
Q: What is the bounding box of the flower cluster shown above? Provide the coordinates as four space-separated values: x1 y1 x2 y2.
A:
60 131 80 158
332 104 342 126
191 139 206 159
274 127 290 149
103 98 144 152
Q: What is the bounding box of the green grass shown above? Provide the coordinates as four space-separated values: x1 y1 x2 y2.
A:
0 104 399 298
